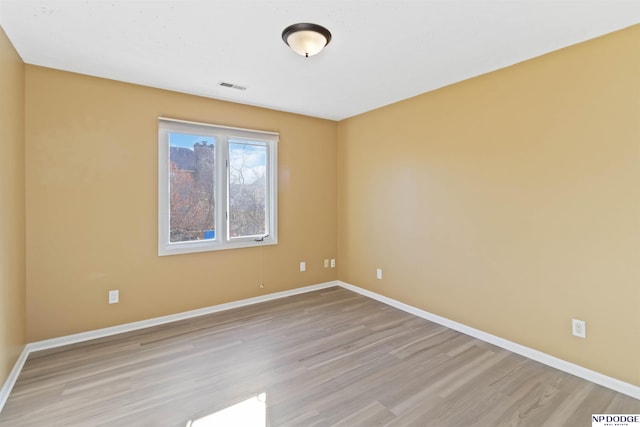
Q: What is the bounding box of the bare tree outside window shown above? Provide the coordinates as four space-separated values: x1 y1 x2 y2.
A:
169 134 215 242
228 141 267 238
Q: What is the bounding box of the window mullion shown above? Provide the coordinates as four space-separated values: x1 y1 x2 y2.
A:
217 136 229 244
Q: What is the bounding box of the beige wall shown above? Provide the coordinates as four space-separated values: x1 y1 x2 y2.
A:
0 27 26 384
25 66 337 341
337 25 640 386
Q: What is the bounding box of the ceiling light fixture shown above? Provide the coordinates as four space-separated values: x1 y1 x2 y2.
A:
282 23 332 58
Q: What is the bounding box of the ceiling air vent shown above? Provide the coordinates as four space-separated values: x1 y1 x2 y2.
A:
218 81 247 91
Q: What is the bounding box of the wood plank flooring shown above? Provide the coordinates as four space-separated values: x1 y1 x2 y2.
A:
1 287 638 426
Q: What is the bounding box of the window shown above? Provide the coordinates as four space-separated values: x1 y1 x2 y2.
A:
158 118 278 255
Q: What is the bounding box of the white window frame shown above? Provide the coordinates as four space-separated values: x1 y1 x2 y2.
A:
158 117 278 256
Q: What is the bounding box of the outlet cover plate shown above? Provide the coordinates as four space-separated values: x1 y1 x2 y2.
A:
572 319 586 338
108 290 119 304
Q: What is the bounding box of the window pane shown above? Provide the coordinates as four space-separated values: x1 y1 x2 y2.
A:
228 140 267 238
169 133 215 243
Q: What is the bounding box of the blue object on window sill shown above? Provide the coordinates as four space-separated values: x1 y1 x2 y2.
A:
204 230 215 240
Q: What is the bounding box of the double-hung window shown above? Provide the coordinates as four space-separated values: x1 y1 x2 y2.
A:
158 118 278 255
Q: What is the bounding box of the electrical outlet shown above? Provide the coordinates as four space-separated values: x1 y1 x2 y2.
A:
330 259 335 268
324 259 329 268
108 290 119 304
300 261 306 272
376 268 382 280
572 319 586 338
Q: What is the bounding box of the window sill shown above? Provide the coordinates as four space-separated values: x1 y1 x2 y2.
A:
158 238 277 256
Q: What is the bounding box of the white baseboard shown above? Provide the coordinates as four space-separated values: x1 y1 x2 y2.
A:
338 280 640 400
28 281 339 353
0 345 29 413
0 280 338 413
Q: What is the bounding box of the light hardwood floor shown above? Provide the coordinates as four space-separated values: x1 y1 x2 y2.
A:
1 287 638 426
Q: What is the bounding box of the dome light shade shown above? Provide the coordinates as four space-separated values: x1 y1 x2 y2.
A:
282 23 332 57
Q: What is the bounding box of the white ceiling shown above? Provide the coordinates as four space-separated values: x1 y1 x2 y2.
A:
1 1 639 121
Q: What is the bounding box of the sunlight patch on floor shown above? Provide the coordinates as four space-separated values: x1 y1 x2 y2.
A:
187 393 266 427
